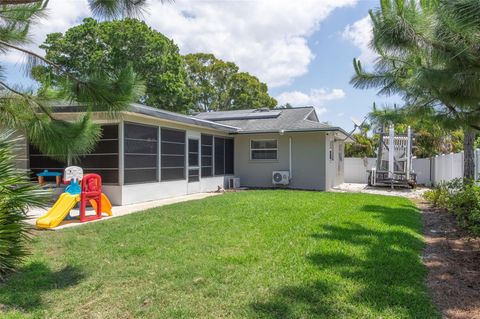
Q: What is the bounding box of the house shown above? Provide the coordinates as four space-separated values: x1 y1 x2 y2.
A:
17 104 352 205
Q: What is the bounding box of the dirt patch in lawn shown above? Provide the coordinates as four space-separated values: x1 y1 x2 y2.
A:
418 199 480 319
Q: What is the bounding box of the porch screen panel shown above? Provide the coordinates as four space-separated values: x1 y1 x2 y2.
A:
29 144 66 182
124 122 158 184
214 137 225 175
161 128 185 181
225 138 234 175
30 124 119 184
77 124 119 184
213 137 234 176
201 134 213 177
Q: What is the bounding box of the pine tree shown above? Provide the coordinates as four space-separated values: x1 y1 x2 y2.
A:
0 0 150 160
351 0 480 179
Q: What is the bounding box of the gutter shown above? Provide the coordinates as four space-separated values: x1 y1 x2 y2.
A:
230 127 352 137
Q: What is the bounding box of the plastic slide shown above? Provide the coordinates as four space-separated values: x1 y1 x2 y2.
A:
36 193 80 229
89 193 113 217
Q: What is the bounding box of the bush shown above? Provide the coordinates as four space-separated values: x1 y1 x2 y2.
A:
424 178 480 235
423 184 449 208
0 131 48 280
448 182 480 234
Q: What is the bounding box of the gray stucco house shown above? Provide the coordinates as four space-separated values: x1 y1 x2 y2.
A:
16 104 351 205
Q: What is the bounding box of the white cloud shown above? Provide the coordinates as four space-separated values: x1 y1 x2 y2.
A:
3 0 358 89
3 0 90 64
276 88 345 106
275 88 345 116
145 0 357 87
342 15 376 64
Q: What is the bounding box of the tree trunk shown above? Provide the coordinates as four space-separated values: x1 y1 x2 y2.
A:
463 128 476 180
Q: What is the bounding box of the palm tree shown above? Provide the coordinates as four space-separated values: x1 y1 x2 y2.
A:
0 0 150 160
0 0 152 277
0 131 48 280
351 0 480 179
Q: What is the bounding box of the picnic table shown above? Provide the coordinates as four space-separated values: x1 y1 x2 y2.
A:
36 170 62 187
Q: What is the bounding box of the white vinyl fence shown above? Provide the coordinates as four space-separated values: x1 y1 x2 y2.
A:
345 149 480 186
344 158 376 184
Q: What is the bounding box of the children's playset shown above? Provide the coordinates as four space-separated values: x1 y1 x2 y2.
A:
36 166 113 229
367 124 417 188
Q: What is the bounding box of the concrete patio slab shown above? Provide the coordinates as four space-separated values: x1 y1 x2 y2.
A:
27 192 221 230
331 183 429 199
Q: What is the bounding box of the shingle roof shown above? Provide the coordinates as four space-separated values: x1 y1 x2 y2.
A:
194 107 348 135
50 102 350 138
50 103 238 132
127 104 238 132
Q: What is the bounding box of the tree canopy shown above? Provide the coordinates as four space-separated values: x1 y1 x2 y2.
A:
0 1 147 160
184 53 277 112
350 0 480 178
346 103 465 159
34 17 189 113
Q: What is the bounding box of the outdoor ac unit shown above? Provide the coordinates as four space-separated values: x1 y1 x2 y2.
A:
272 171 290 185
227 177 241 189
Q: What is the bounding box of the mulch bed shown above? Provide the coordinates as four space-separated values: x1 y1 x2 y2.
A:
418 199 480 318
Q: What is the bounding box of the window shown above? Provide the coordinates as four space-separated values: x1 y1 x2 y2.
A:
201 134 213 177
124 122 158 184
161 128 185 181
329 140 334 161
250 139 277 160
214 137 234 175
188 139 199 182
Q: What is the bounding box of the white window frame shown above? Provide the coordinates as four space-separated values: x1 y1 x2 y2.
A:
250 139 278 161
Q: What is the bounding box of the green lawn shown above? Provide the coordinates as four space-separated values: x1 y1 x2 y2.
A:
1 190 438 318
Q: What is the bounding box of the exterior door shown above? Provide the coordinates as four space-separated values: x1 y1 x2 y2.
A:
187 138 200 194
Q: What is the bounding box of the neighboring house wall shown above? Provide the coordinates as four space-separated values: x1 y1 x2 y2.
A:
234 132 326 190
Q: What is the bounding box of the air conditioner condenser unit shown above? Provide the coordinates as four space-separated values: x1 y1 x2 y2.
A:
272 171 290 185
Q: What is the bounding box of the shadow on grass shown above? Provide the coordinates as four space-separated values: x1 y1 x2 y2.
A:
0 262 84 311
361 204 420 229
251 280 337 319
251 204 436 318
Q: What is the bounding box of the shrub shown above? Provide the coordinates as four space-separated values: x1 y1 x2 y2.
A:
448 182 480 234
424 178 480 235
0 131 48 280
423 182 451 209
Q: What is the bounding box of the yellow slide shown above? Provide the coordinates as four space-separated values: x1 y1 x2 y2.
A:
89 193 113 216
36 193 80 229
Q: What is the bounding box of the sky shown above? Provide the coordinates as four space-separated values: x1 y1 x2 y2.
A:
3 0 402 131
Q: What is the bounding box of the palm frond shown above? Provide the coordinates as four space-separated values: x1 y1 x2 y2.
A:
0 129 48 280
88 0 149 19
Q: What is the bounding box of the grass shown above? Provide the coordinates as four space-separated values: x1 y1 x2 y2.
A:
0 190 438 318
